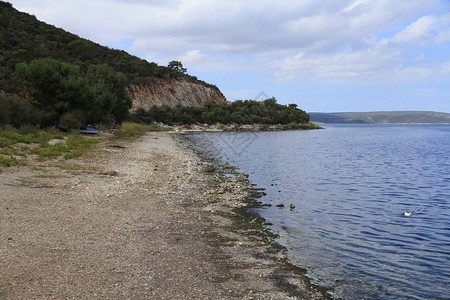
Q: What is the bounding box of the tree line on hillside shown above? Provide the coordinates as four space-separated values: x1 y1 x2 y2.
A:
1 58 132 127
0 1 217 94
1 56 310 129
129 99 310 126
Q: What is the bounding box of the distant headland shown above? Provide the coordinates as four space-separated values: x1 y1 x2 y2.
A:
309 111 450 124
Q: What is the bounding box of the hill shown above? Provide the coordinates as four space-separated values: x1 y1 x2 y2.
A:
0 1 225 107
309 111 450 124
0 1 318 130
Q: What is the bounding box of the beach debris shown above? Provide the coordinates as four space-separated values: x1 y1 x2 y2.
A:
289 203 295 211
98 170 119 177
107 144 126 149
31 184 54 188
276 204 284 208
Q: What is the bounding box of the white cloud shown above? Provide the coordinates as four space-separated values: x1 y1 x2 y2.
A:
271 47 399 82
12 0 439 52
8 0 450 84
339 0 372 14
179 50 205 64
394 15 436 44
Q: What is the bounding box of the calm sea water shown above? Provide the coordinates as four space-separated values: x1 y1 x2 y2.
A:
178 124 450 299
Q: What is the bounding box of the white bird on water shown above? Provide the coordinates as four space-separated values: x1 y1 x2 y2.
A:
404 212 413 217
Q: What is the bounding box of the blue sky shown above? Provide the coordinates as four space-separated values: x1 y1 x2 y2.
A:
10 0 450 112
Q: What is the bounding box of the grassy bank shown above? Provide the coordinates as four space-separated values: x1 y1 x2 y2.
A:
0 129 98 166
0 123 176 169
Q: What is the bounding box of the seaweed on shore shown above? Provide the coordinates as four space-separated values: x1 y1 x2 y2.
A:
229 199 334 299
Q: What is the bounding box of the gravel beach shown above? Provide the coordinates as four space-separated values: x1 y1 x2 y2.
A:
0 132 323 299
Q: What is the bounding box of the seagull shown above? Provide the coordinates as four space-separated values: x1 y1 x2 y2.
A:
404 212 413 217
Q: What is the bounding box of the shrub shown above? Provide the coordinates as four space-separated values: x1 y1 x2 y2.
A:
59 111 83 128
31 134 98 160
19 124 38 135
0 130 24 143
112 123 172 138
64 135 98 159
0 155 19 167
0 96 40 127
0 137 14 147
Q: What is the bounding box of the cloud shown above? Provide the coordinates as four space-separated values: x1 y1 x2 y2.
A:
269 7 450 84
393 13 450 45
12 0 438 51
393 15 436 44
9 0 450 84
270 44 403 83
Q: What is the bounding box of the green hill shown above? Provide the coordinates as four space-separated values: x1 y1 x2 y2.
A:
0 1 215 93
309 111 450 124
0 1 311 129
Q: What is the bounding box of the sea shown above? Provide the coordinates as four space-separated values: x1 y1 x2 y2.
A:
178 124 450 300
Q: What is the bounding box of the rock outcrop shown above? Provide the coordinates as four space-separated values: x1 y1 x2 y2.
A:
129 78 227 110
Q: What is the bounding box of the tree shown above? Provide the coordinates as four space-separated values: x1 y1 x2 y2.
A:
87 64 132 124
0 95 40 127
15 58 94 126
167 61 187 74
263 97 277 107
15 59 133 127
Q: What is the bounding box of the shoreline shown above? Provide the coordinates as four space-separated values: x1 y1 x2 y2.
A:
1 132 324 299
175 132 334 299
158 122 323 132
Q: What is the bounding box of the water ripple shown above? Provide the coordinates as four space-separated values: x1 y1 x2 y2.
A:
179 125 450 299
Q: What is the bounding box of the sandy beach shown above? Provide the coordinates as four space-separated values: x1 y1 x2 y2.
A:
0 132 322 299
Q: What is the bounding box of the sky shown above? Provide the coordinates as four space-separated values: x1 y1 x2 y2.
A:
9 0 450 112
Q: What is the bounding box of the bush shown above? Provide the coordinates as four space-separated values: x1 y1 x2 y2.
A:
0 137 15 147
19 124 38 135
31 144 67 160
0 95 41 127
0 128 99 163
0 129 57 145
0 155 19 167
31 134 98 160
0 130 25 143
59 111 84 128
121 122 150 132
64 135 99 159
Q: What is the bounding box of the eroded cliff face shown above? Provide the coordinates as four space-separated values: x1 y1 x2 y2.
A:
129 78 227 110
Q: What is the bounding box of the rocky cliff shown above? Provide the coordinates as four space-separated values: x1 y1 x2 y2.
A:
129 78 227 110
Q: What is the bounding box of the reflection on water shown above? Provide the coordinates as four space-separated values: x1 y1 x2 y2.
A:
179 125 450 299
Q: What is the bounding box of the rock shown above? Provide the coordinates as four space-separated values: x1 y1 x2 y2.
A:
48 139 65 145
99 171 119 177
129 78 226 110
